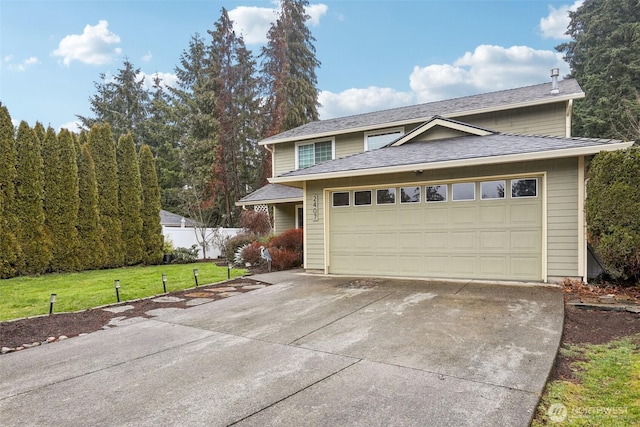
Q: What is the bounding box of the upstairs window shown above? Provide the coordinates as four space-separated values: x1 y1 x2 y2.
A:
297 140 333 169
365 128 404 151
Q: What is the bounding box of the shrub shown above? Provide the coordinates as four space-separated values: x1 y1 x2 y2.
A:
172 245 199 263
269 247 302 270
270 228 303 252
224 233 257 263
240 209 271 235
241 241 264 266
586 148 640 281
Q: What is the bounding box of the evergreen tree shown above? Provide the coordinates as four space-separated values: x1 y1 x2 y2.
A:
139 144 164 264
170 33 218 190
557 0 640 140
208 7 262 226
77 143 105 270
117 133 144 265
147 74 184 213
15 121 50 275
43 127 80 272
33 121 46 147
0 104 21 278
260 0 320 137
88 123 123 267
78 59 150 144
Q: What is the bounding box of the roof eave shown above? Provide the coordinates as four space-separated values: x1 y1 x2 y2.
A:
235 195 303 207
259 91 586 146
269 141 632 184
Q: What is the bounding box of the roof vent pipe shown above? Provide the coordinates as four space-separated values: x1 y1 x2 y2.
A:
550 68 560 94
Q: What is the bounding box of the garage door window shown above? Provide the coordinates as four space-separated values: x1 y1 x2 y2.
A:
332 192 350 207
481 180 506 200
426 185 447 202
452 182 475 201
376 188 396 204
511 178 538 198
400 186 421 203
354 190 372 206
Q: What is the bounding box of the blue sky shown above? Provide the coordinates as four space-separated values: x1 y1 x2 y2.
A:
0 0 583 132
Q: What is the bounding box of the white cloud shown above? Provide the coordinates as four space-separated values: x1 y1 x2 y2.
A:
539 1 583 40
306 4 328 26
142 51 152 63
229 6 277 44
138 71 178 90
319 87 414 119
52 20 122 66
5 56 40 71
319 44 570 119
229 3 327 44
59 120 83 133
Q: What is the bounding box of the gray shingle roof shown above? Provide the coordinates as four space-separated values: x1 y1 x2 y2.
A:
160 210 199 227
276 133 626 179
236 183 302 205
261 79 583 144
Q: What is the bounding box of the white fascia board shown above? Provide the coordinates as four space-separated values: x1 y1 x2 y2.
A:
259 92 585 146
269 141 632 184
234 196 303 207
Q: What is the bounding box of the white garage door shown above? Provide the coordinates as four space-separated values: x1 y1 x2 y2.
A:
328 178 542 281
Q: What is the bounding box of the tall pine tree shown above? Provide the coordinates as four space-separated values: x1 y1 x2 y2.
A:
117 133 144 265
0 104 21 278
77 142 105 270
139 144 164 265
557 0 640 140
15 121 50 275
208 7 262 226
260 0 320 136
88 123 123 268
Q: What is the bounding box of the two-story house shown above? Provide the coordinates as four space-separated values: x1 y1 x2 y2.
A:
237 71 632 283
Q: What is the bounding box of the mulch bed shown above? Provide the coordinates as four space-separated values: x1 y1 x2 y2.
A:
0 277 267 351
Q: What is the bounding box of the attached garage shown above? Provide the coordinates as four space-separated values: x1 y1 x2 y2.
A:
328 177 543 281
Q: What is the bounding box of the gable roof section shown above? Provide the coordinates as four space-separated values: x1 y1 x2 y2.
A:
260 79 584 146
235 183 303 206
160 210 199 227
390 116 495 146
270 133 632 184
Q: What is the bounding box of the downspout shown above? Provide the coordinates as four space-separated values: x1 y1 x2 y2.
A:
566 99 573 137
264 143 275 178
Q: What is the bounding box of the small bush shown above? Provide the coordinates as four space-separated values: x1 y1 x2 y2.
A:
224 233 256 262
240 210 271 235
241 242 263 266
270 228 303 252
172 245 199 263
269 247 302 270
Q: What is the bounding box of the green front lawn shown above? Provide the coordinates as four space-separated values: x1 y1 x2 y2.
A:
0 263 246 321
533 334 640 426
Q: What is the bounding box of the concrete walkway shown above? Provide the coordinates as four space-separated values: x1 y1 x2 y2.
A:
0 271 564 426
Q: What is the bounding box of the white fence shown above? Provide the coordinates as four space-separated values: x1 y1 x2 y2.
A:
162 226 242 260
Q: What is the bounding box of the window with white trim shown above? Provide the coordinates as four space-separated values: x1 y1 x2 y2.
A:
481 180 506 200
400 186 420 203
376 188 396 204
332 191 350 207
354 190 372 206
297 140 333 169
511 178 538 198
452 182 475 201
365 128 404 151
425 185 447 202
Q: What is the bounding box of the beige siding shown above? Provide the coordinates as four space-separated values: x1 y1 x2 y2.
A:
422 127 470 140
274 203 296 234
273 142 296 176
459 103 567 137
335 132 364 158
546 158 579 277
304 158 581 279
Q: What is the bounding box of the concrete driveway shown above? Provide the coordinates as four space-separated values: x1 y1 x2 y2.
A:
0 271 563 426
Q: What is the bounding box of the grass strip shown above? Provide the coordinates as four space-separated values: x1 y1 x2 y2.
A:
533 334 640 426
0 263 246 321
